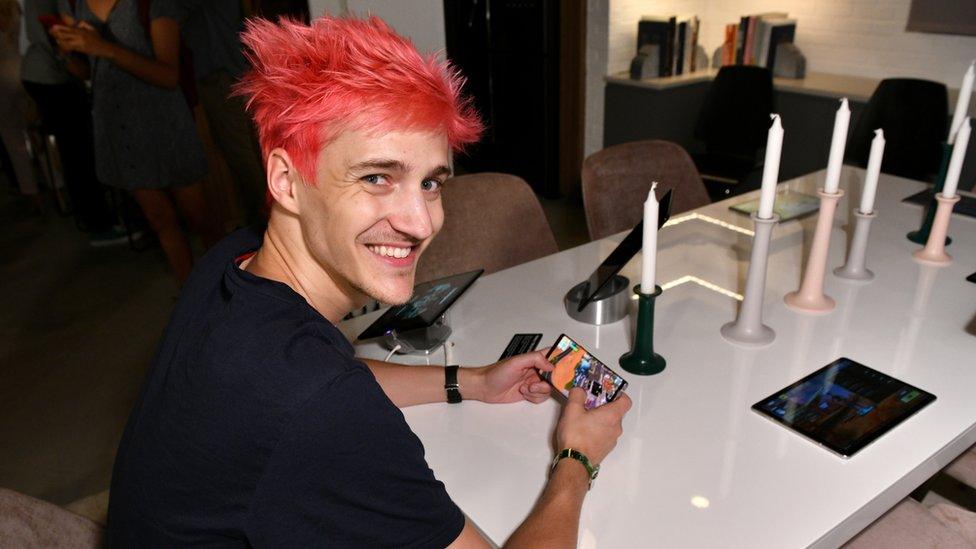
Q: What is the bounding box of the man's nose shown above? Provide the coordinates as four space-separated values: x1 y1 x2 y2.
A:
388 188 434 241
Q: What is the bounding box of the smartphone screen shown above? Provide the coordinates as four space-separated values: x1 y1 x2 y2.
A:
543 334 628 410
38 14 60 31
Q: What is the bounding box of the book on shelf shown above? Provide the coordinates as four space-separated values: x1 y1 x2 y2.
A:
721 13 795 69
638 14 700 78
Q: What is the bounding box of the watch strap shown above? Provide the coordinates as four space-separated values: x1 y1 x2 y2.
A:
551 448 599 489
445 365 462 404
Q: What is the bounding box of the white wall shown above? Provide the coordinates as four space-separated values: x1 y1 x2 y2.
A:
307 0 446 57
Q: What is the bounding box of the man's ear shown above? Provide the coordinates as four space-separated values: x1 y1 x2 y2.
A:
267 148 302 215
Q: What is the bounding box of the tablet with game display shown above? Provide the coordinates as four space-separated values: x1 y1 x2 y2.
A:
752 358 936 458
357 269 483 341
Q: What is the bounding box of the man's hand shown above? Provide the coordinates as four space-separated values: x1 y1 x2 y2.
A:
51 22 112 57
469 351 553 405
555 388 632 465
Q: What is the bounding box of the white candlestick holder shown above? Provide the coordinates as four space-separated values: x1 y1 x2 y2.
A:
721 213 779 347
834 209 876 282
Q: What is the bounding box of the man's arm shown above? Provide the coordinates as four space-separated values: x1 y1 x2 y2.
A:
361 351 553 408
448 388 632 548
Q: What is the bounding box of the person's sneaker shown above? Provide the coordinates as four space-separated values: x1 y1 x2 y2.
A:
89 226 135 247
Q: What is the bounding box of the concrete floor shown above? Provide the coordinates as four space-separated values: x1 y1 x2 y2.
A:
0 190 176 506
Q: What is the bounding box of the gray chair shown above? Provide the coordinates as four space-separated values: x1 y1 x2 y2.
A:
0 487 104 548
581 140 710 241
416 173 559 285
843 498 975 548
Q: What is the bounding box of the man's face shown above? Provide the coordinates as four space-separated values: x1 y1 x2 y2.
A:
295 128 450 306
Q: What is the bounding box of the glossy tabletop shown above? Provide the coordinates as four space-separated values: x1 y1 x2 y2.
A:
340 168 976 548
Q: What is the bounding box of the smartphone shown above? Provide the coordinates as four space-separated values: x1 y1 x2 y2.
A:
38 14 61 31
542 334 628 410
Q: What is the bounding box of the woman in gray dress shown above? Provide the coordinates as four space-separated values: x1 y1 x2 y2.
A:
52 0 222 285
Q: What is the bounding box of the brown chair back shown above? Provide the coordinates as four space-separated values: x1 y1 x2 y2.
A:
582 140 710 240
416 173 559 284
0 487 104 548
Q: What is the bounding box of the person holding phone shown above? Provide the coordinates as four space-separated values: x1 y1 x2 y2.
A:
104 14 632 547
50 0 222 284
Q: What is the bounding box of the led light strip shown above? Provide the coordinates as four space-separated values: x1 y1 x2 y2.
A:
663 213 755 237
635 275 744 302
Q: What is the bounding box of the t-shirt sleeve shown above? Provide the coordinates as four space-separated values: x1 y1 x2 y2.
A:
245 367 465 548
149 0 181 21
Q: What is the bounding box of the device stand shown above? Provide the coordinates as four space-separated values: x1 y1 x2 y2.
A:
564 275 630 325
620 285 666 376
913 193 960 266
721 213 779 347
834 209 877 282
382 316 452 355
907 142 952 246
785 189 843 314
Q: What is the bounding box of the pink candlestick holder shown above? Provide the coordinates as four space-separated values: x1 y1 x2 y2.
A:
913 193 960 266
785 189 844 314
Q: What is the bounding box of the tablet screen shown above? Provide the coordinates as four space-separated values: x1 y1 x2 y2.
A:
357 269 483 340
752 358 936 457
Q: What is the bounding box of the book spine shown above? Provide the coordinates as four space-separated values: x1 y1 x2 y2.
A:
744 16 757 65
735 16 748 64
676 21 686 75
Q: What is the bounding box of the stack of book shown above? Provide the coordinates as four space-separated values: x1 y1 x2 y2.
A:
720 13 797 69
637 15 701 78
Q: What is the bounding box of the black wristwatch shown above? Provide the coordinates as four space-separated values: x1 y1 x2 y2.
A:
445 365 462 403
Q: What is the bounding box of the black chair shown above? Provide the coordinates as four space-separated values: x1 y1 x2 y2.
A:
846 79 948 182
693 65 774 201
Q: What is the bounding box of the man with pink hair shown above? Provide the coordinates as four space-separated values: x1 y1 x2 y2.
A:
107 14 630 547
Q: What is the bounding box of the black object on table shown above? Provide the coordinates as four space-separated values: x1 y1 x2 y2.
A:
903 189 976 218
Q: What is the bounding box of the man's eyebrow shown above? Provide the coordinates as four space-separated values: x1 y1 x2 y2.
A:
428 165 453 178
346 158 409 173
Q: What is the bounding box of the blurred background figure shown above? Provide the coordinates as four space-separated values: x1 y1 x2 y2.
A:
0 0 41 211
21 0 126 245
177 0 267 228
53 0 223 285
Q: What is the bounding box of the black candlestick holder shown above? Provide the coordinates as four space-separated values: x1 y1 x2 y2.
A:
619 285 666 376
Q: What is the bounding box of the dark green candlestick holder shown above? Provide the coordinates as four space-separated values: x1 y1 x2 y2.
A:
620 284 666 376
907 142 953 245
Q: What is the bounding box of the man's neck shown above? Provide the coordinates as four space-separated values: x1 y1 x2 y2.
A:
243 221 364 324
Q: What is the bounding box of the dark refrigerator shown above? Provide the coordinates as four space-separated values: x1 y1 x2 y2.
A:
443 0 561 197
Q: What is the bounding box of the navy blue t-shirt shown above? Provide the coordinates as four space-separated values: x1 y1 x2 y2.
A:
107 229 464 547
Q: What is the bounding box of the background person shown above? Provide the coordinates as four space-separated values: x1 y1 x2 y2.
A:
21 0 124 245
52 0 223 284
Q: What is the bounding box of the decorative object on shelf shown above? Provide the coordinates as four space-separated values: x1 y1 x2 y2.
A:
772 43 806 79
630 44 660 80
721 213 780 346
620 285 666 375
785 189 844 313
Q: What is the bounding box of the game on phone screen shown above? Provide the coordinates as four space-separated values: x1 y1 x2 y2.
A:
543 334 628 409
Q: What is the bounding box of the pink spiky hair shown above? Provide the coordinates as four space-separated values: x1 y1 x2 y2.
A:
234 15 483 184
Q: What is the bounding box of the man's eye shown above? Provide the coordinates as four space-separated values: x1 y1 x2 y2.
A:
362 174 387 185
421 179 442 192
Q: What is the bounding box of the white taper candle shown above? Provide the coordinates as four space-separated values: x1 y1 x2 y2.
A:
943 118 970 199
758 114 783 219
859 129 885 214
949 61 974 145
824 98 851 194
641 183 659 293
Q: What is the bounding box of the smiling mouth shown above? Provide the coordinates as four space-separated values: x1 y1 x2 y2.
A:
366 244 415 260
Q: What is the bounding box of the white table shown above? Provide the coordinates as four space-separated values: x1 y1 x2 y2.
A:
341 168 976 548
